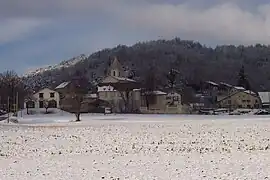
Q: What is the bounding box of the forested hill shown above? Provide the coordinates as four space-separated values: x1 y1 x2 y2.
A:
23 38 270 91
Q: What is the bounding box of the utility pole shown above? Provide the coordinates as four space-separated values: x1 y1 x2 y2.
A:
7 96 10 123
16 92 19 117
268 92 270 112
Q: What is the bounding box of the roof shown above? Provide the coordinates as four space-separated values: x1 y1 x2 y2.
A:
218 90 258 102
55 81 70 89
206 81 219 86
219 82 233 87
100 76 136 85
34 88 57 94
110 57 123 70
97 86 116 92
258 92 270 103
145 90 167 95
233 86 245 90
113 76 136 82
244 90 256 95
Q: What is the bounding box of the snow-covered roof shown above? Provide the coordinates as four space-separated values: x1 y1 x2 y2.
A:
206 81 219 86
233 86 245 90
244 90 256 95
258 92 270 103
220 82 233 87
145 91 167 95
55 82 70 89
97 86 116 92
113 76 136 82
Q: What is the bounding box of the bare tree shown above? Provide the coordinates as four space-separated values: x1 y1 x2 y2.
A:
70 71 89 121
141 65 158 110
43 99 49 114
0 70 28 113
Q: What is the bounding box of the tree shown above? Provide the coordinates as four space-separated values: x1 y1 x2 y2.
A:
70 71 89 121
0 70 28 113
43 100 49 114
237 65 251 90
142 65 158 110
167 69 180 90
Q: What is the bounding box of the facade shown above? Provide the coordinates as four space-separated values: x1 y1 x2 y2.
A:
140 91 167 113
55 81 98 112
98 86 141 112
25 88 60 109
98 57 141 113
218 90 261 109
165 92 184 114
258 92 270 109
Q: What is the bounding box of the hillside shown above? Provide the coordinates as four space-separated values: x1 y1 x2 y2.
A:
23 38 270 91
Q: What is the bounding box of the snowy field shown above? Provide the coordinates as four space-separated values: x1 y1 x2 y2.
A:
1 114 270 179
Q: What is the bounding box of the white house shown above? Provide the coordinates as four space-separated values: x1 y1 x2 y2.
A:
25 88 60 109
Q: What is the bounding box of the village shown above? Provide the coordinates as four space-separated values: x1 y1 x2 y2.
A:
6 57 268 119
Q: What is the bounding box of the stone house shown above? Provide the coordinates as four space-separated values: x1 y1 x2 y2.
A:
140 91 167 113
55 81 98 112
98 57 141 113
218 90 261 109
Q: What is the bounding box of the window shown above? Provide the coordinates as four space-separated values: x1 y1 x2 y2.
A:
247 105 251 108
247 100 251 103
113 71 116 76
228 100 231 104
50 92 55 98
118 72 120 76
39 93 44 98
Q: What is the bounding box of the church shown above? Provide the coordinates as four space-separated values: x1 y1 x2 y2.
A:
97 57 141 113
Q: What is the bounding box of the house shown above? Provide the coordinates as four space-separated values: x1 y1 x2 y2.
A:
258 92 270 109
55 81 98 112
218 90 261 109
166 92 181 105
98 85 141 113
24 88 60 109
98 57 141 113
165 92 184 114
140 91 167 113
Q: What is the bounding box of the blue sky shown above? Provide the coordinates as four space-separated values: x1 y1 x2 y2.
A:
1 0 270 74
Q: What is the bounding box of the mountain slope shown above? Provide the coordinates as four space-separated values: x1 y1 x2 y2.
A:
23 38 270 91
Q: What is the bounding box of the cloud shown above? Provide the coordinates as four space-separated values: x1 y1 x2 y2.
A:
0 18 49 45
2 0 270 73
117 1 270 45
1 0 270 45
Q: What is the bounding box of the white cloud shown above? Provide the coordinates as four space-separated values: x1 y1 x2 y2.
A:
1 0 270 47
0 18 49 44
116 2 270 45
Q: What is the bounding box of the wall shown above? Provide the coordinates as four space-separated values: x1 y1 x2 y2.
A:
32 88 60 108
98 90 141 113
219 91 261 109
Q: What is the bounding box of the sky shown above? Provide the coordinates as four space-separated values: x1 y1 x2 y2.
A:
1 0 270 74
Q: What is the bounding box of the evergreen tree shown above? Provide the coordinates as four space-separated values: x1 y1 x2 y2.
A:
167 69 178 90
237 65 251 90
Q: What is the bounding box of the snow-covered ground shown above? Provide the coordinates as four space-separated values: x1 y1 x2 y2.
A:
0 114 270 179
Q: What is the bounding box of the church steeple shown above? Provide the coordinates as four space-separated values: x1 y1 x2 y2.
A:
107 57 124 77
